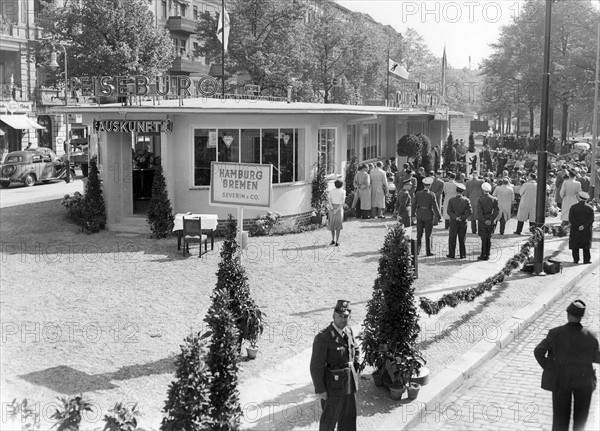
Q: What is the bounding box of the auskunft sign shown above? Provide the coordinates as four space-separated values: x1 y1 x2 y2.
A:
210 162 272 208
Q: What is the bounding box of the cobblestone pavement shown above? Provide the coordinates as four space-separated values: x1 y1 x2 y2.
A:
412 269 600 431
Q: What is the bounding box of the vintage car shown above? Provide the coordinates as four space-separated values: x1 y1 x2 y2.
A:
0 148 74 188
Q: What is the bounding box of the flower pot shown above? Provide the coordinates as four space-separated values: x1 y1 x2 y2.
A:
411 366 430 386
407 382 421 400
389 386 405 401
372 371 384 387
246 347 259 359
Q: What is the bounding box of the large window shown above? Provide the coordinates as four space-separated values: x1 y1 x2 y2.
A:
194 127 302 186
347 124 358 161
318 128 336 175
361 123 381 161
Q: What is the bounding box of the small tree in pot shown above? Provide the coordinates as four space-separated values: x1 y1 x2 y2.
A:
310 160 329 223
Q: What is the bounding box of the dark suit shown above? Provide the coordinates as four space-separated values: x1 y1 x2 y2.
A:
395 189 411 227
534 322 600 431
569 201 594 264
447 194 472 258
412 189 442 255
465 178 484 233
476 193 499 259
310 323 360 431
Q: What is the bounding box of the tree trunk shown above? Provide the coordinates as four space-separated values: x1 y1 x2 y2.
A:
561 102 568 143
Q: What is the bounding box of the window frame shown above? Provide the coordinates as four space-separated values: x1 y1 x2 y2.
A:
318 127 337 176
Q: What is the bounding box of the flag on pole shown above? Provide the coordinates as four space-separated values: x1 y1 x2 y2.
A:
441 45 447 98
217 7 230 52
388 59 409 81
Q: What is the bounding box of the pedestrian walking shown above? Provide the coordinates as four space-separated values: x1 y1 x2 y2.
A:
446 183 471 259
412 177 442 256
394 179 412 227
353 165 371 219
310 300 360 431
465 171 484 234
327 180 346 247
515 173 538 235
492 178 514 235
476 182 499 261
560 170 582 225
534 300 600 431
370 161 388 218
569 191 594 264
442 173 458 229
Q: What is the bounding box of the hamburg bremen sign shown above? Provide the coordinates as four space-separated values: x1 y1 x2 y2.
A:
210 162 272 208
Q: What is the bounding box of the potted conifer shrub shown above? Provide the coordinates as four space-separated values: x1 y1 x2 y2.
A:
310 160 328 224
240 304 264 359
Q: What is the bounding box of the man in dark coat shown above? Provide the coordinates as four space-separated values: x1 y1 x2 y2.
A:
476 182 499 261
429 170 445 212
534 300 600 431
394 179 412 227
465 172 484 234
412 177 442 256
446 183 472 259
568 191 594 264
310 300 360 431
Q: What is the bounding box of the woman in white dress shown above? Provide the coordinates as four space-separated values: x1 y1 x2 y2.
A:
560 170 582 224
327 180 346 246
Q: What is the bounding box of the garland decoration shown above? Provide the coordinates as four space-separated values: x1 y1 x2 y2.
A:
419 227 545 316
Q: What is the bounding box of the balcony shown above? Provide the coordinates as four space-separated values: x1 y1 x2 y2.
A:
166 16 197 34
170 56 210 75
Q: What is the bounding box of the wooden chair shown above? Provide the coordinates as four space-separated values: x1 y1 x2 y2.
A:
182 217 208 257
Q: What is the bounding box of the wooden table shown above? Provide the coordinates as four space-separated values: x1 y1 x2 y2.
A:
173 213 219 250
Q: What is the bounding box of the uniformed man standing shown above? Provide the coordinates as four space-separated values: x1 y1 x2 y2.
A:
429 170 445 212
476 182 499 261
310 300 360 431
446 183 472 259
394 179 412 227
412 177 442 256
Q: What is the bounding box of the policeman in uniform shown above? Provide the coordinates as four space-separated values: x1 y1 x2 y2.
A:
476 182 499 261
446 183 472 259
412 177 442 256
310 300 360 431
394 179 412 227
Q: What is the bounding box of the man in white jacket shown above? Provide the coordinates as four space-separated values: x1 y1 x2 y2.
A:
493 178 514 235
514 173 537 235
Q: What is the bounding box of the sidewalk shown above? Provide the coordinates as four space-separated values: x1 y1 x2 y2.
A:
237 218 600 430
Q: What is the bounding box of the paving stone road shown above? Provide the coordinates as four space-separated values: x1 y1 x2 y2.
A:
412 269 600 431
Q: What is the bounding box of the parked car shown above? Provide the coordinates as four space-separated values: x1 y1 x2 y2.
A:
0 148 75 188
70 144 89 176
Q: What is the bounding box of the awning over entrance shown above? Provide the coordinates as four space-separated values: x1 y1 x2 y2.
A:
0 115 45 130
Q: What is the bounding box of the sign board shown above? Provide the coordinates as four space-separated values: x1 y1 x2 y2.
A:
92 119 173 134
210 162 272 208
68 113 82 123
207 131 217 148
0 100 32 114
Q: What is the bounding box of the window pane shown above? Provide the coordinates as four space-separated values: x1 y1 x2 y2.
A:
327 129 336 174
194 128 216 186
218 129 239 163
240 129 260 164
262 129 279 183
280 128 294 183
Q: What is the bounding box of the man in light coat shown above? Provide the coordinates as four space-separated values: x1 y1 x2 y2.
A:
514 173 538 235
465 171 484 234
492 178 514 235
353 165 372 219
370 161 388 218
560 170 582 226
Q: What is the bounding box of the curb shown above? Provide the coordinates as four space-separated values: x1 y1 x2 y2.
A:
379 257 599 431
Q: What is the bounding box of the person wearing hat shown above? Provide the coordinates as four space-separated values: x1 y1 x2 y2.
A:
514 172 538 235
465 171 485 235
394 178 412 227
370 161 389 219
555 164 569 209
310 300 360 431
412 177 442 256
568 191 594 264
446 182 472 259
476 182 499 260
429 170 445 211
534 300 600 430
560 169 582 226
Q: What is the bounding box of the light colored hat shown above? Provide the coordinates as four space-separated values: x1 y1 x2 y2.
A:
577 191 590 201
481 182 492 192
456 183 466 192
423 177 434 185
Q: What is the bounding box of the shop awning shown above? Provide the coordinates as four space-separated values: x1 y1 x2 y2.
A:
0 115 45 130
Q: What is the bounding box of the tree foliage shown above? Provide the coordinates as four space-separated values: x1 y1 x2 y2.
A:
147 163 174 239
35 0 174 81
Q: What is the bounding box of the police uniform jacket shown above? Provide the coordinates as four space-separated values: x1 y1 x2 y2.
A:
412 189 441 221
447 195 472 222
534 322 600 391
476 194 499 225
310 324 360 397
568 201 594 250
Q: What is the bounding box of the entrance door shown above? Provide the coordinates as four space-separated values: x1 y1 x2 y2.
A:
132 133 161 214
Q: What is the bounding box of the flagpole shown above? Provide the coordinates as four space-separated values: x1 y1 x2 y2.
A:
386 47 390 106
221 0 225 97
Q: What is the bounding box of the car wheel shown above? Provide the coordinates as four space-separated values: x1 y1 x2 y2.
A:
23 174 36 187
0 181 9 189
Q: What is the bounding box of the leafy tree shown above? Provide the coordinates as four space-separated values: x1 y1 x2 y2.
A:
311 160 329 214
35 0 174 81
82 156 106 233
442 132 455 171
147 163 174 239
161 332 213 431
344 156 358 195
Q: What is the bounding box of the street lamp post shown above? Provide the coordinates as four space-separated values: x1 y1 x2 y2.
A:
49 42 70 183
533 0 553 275
590 4 600 200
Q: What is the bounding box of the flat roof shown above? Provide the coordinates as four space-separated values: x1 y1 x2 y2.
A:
56 97 461 117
